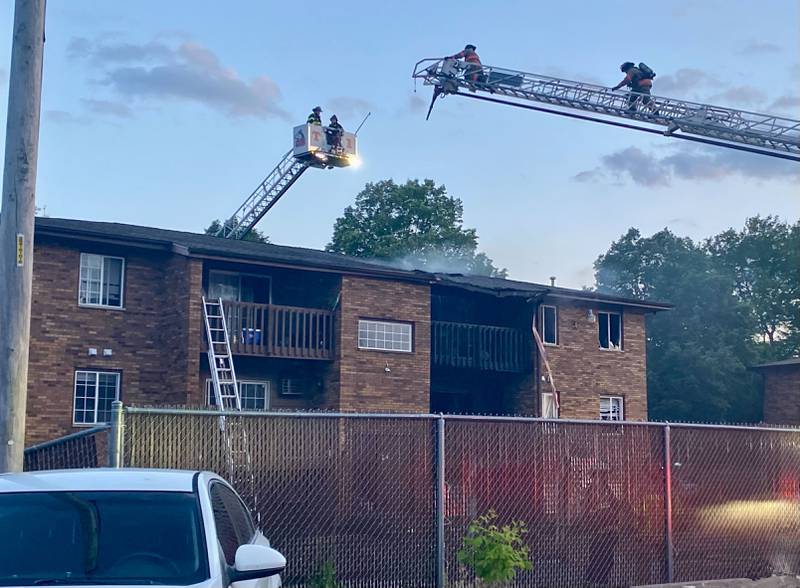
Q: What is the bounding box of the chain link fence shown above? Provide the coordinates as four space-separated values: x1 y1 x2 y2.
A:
23 425 108 471
24 408 800 587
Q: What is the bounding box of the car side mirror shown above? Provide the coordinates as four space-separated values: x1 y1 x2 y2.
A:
229 544 286 583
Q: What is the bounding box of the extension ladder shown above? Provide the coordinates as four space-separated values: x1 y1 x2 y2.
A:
202 297 256 506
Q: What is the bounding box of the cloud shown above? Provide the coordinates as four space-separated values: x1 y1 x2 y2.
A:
45 110 89 125
575 144 799 187
69 37 288 119
792 64 800 80
655 69 725 96
572 168 604 183
601 147 672 187
770 95 800 114
326 96 372 120
737 40 783 55
708 85 768 107
82 98 133 118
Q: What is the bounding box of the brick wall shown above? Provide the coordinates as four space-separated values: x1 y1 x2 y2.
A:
762 365 800 425
336 276 431 413
539 303 648 421
26 238 196 443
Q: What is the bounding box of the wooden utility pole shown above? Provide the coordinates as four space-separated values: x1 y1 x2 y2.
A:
0 0 46 473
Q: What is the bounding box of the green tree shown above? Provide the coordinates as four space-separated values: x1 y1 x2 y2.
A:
327 179 506 277
205 219 269 244
595 227 761 422
705 216 799 357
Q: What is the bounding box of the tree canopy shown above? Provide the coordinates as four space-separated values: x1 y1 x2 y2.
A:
204 219 269 244
594 216 798 423
327 179 506 277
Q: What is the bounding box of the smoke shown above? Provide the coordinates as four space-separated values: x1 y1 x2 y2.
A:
369 248 504 278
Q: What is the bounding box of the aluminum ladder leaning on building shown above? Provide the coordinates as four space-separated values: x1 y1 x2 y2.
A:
201 296 256 506
412 58 800 161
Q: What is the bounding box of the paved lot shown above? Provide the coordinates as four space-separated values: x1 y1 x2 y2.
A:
637 576 800 588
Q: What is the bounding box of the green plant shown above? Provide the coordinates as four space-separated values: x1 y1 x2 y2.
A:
457 510 532 585
308 561 341 588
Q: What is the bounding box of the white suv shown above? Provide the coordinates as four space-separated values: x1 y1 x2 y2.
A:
0 469 285 587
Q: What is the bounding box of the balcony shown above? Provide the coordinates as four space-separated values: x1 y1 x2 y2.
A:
215 301 334 360
432 321 530 373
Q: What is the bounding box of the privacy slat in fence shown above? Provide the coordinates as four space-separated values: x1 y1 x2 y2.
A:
27 409 800 588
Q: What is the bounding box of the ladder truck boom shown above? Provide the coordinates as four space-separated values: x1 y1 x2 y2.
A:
216 123 359 240
413 58 800 160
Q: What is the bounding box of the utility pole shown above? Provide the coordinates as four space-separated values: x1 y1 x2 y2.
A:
0 0 46 473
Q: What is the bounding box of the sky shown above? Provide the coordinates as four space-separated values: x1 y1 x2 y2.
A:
0 0 797 288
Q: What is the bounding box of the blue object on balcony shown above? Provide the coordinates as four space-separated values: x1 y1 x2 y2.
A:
242 328 262 345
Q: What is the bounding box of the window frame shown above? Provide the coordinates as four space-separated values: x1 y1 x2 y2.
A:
205 379 270 410
207 269 272 304
541 305 558 346
72 370 121 426
78 253 126 309
540 392 559 419
357 319 414 353
600 395 624 421
598 310 623 351
280 377 303 397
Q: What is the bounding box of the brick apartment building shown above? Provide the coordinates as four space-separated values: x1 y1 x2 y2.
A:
24 217 670 444
753 358 800 425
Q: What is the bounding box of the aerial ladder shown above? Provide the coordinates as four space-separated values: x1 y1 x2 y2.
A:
215 123 361 240
413 58 800 161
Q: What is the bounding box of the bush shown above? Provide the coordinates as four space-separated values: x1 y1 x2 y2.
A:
308 561 341 588
457 510 532 585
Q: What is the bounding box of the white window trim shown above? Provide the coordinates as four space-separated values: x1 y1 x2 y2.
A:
207 269 272 303
72 370 120 426
541 305 558 346
540 392 559 419
600 395 624 421
205 379 271 410
357 319 413 353
78 253 125 309
598 311 623 351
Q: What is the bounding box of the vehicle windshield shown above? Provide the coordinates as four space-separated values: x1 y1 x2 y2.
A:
0 491 208 586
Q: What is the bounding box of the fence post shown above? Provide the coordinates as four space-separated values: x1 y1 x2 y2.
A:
108 401 125 468
663 423 674 583
435 415 446 588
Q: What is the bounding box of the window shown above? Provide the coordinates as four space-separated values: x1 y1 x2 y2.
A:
541 392 559 418
206 380 269 410
0 491 208 585
598 311 622 350
208 270 271 303
600 396 624 421
209 483 256 565
541 305 558 345
79 253 124 308
280 377 303 396
73 371 120 425
358 320 413 352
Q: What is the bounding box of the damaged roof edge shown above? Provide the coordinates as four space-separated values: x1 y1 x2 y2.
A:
33 217 671 311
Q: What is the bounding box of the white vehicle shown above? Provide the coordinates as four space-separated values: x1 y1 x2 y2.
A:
0 469 285 588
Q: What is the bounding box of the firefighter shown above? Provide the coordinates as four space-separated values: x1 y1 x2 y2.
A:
326 115 344 151
448 44 484 90
611 62 657 113
307 106 322 125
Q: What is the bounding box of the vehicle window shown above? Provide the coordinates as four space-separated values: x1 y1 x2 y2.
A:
0 491 208 586
209 483 256 565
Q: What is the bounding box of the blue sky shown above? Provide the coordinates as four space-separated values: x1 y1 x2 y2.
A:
0 0 797 287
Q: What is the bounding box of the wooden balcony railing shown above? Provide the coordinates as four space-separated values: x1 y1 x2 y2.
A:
218 301 334 360
432 321 531 373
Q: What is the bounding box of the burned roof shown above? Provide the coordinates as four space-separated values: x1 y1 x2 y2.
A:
34 217 671 311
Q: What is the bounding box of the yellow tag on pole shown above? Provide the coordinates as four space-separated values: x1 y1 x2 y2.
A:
16 234 24 267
